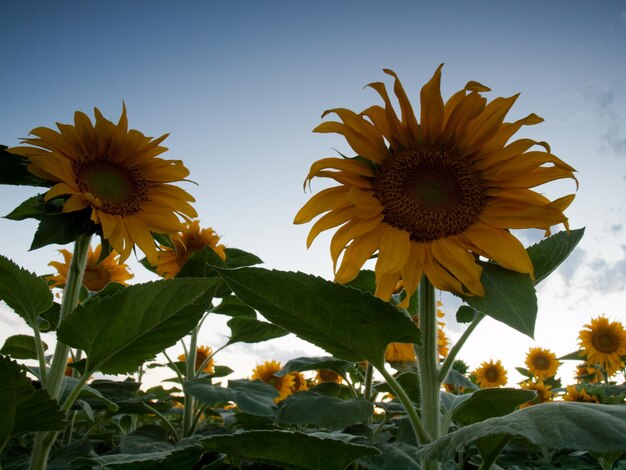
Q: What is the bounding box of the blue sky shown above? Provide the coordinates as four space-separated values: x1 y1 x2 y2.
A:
1 1 625 386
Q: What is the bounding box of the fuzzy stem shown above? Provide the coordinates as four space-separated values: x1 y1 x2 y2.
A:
32 325 48 385
182 326 199 437
438 311 484 384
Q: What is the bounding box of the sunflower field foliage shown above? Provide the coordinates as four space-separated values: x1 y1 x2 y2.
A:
0 69 625 470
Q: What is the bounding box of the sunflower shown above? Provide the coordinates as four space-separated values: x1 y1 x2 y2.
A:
251 360 295 402
178 345 215 374
155 220 226 279
473 359 507 388
64 357 74 377
576 363 602 383
48 244 133 292
385 342 417 362
294 67 576 304
579 316 626 374
562 385 599 403
290 372 309 393
9 106 197 264
315 369 343 384
519 380 553 408
524 347 559 381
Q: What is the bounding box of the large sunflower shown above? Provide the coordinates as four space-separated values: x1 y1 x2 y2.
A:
578 316 626 374
251 360 296 402
294 67 576 303
524 347 559 381
155 220 226 279
48 244 133 292
473 359 507 388
9 106 196 263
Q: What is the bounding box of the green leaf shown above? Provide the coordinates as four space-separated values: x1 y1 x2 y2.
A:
211 295 257 318
527 228 585 283
57 278 219 374
12 389 67 435
224 247 263 268
226 317 288 345
416 402 626 461
74 446 204 469
30 207 96 250
4 194 47 221
176 246 226 278
0 145 50 187
277 356 354 378
361 442 420 470
455 305 476 323
559 350 585 361
345 269 376 295
184 378 279 417
0 334 47 359
278 391 373 429
442 368 478 390
119 425 172 453
215 268 420 368
0 255 53 327
197 430 380 469
462 262 537 337
451 388 536 425
39 301 61 331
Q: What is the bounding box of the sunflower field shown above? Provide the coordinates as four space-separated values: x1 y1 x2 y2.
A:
0 68 625 470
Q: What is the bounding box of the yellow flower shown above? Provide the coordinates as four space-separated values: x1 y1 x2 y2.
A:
178 345 215 374
294 67 576 304
473 359 507 388
64 357 74 377
290 372 309 393
579 316 626 374
385 342 417 362
251 360 295 402
155 220 226 279
437 327 449 359
48 244 133 292
524 347 559 381
9 106 197 264
519 380 553 408
562 385 599 403
576 363 602 383
315 369 343 384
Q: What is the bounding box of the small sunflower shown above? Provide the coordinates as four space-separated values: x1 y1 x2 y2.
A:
519 380 553 408
473 359 507 388
578 316 626 373
576 363 603 383
48 244 133 292
315 369 343 384
524 347 559 381
385 342 417 362
295 67 576 304
178 345 215 374
562 385 599 403
290 372 309 393
155 220 226 279
251 360 295 402
9 106 197 263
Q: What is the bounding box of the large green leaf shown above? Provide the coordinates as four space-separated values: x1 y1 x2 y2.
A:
30 207 96 250
223 247 263 268
450 388 536 425
73 446 204 469
57 278 219 374
278 391 372 429
277 356 354 378
198 430 380 469
184 378 278 417
416 403 626 461
0 255 53 327
527 228 585 283
215 267 420 368
4 194 47 221
462 263 537 337
226 317 288 345
211 295 256 318
0 145 50 187
0 334 47 359
361 442 420 469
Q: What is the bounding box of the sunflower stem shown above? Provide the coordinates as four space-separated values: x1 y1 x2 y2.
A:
183 325 199 437
363 362 374 400
416 276 441 470
32 323 48 386
438 311 484 384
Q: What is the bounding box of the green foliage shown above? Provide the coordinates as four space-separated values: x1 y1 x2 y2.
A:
0 145 50 187
210 295 256 318
277 356 354 378
223 247 263 267
216 267 420 368
450 388 536 425
57 278 220 374
455 305 476 323
527 228 585 283
225 317 288 345
0 255 53 327
0 334 47 359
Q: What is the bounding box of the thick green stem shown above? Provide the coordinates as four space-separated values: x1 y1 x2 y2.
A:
182 326 199 437
30 235 91 470
363 362 374 401
438 311 484 384
416 276 440 470
32 325 48 385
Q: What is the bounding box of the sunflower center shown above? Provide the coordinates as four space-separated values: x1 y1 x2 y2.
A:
82 266 111 292
593 332 616 353
485 367 500 382
373 148 485 242
533 356 550 370
75 159 147 215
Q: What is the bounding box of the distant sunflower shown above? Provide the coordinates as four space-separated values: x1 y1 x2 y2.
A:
385 342 417 362
155 220 226 279
251 360 295 402
519 380 553 408
48 244 133 292
315 369 343 384
9 106 196 263
294 67 576 304
473 359 507 388
525 347 559 381
576 363 602 383
562 385 598 403
290 372 309 393
64 357 74 377
178 345 215 374
578 316 626 374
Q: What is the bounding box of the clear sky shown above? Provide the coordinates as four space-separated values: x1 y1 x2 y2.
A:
1 1 625 387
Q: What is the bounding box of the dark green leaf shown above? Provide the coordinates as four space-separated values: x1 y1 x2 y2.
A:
215 268 420 368
375 372 420 403
30 207 96 250
346 269 376 294
74 446 203 469
38 301 61 332
462 263 537 337
176 246 226 278
61 377 119 412
417 402 626 461
361 442 420 470
224 247 263 268
4 194 47 221
527 228 585 283
211 295 257 318
455 305 476 324
0 255 53 327
57 278 219 374
119 425 173 453
277 356 353 378
451 388 536 425
278 391 372 429
442 368 478 390
198 430 380 469
0 334 46 359
559 350 585 361
12 389 68 435
0 146 51 187
226 317 288 345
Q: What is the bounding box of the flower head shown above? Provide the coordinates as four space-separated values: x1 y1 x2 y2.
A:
291 372 309 393
155 220 226 279
385 342 417 362
178 345 215 374
48 244 133 292
473 359 507 388
519 380 553 408
315 369 343 384
524 347 559 381
563 385 599 403
251 360 295 402
9 106 197 263
579 316 626 375
295 67 576 304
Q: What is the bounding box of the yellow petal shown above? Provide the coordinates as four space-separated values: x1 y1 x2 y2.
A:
419 64 444 145
306 206 354 248
423 248 463 294
335 225 386 283
366 81 408 149
294 186 350 224
376 226 411 273
399 242 426 307
375 271 402 301
313 121 385 164
330 216 385 269
384 69 420 147
347 188 384 218
431 238 484 296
